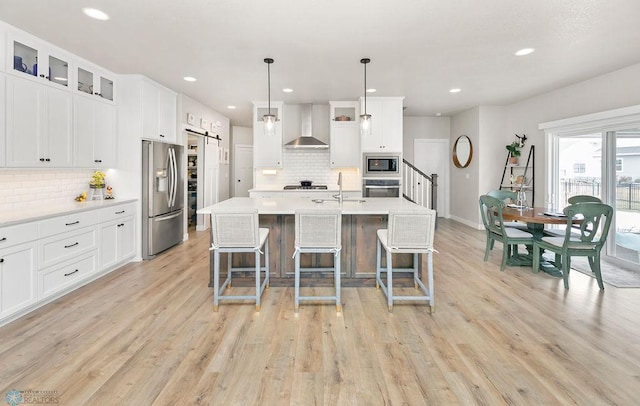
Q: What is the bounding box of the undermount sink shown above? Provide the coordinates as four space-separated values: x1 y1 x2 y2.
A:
312 198 366 204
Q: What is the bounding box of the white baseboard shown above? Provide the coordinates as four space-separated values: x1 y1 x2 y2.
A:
449 215 483 230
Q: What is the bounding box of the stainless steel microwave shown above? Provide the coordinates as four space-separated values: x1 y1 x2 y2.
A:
363 153 400 177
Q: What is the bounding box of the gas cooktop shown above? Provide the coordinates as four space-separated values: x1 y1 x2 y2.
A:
283 185 328 190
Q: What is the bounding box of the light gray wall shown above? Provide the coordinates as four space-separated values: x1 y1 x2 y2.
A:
450 107 480 227
403 116 451 163
478 106 507 198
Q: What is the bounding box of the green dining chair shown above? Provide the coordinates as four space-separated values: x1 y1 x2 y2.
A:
568 195 602 204
532 203 613 289
479 195 534 271
487 190 527 230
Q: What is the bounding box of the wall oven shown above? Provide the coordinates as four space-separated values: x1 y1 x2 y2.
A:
363 179 401 198
363 153 400 177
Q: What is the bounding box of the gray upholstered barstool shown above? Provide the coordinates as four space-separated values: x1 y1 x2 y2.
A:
293 209 342 312
209 209 269 312
376 209 437 313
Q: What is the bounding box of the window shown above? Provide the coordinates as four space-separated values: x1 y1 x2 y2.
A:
616 158 623 172
573 163 585 173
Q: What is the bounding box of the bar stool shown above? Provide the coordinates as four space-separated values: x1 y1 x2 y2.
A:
209 209 269 312
293 209 342 312
376 209 437 313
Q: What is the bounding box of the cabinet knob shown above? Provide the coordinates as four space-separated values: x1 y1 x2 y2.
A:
0 258 4 263
160 134 165 138
94 159 102 163
45 158 51 162
40 158 45 162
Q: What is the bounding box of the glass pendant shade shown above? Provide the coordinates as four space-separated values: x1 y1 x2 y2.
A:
360 113 372 137
263 114 276 137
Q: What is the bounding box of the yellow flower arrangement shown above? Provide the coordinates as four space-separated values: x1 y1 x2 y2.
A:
90 170 106 187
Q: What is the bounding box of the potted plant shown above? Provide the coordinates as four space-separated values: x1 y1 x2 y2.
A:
506 141 521 165
89 170 106 188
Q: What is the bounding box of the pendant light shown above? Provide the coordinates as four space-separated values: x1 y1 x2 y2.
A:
360 58 372 137
263 58 276 137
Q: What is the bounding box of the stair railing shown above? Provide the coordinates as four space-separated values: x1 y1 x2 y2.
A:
402 158 438 213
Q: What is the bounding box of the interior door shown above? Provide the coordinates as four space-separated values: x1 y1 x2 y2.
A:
413 139 449 217
234 144 253 197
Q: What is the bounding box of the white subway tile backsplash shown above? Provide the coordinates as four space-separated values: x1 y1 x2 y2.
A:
0 169 97 212
254 150 361 190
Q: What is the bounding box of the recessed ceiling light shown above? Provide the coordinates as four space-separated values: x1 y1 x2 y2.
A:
436 113 442 117
183 76 197 82
449 88 461 93
82 8 110 21
227 105 236 109
366 88 376 93
515 48 535 56
282 88 293 93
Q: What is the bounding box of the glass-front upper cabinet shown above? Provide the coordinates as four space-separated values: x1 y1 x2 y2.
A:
8 33 70 88
76 63 115 102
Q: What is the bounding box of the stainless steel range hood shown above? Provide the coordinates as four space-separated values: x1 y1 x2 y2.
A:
284 104 328 149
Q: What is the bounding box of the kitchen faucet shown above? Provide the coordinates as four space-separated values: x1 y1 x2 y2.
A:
333 172 343 203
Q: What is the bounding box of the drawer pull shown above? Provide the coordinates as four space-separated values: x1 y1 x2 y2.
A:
0 237 6 242
117 223 124 227
64 269 79 277
0 258 4 263
115 210 125 214
65 221 80 226
64 242 79 248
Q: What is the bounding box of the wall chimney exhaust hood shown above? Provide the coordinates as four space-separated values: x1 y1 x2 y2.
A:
284 104 328 149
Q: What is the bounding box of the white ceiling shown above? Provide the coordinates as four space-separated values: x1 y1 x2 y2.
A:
2 0 640 127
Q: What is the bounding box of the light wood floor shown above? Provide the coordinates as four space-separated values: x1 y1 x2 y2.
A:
1 219 640 405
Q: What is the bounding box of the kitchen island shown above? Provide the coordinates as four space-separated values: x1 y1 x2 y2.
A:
198 197 432 285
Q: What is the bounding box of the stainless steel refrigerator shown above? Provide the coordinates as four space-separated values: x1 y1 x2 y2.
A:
142 140 184 259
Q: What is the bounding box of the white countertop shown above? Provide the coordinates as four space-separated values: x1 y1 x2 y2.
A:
249 188 362 193
198 197 430 215
0 198 138 227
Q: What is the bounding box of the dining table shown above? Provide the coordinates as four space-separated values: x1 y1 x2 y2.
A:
501 205 578 277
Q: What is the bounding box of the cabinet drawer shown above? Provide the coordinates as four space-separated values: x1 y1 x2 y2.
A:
39 211 99 238
99 202 136 223
0 222 39 249
39 227 97 268
38 253 97 299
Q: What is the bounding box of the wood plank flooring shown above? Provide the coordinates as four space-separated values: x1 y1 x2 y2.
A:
1 219 640 405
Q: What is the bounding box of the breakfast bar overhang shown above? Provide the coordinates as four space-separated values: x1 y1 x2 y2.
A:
198 197 433 285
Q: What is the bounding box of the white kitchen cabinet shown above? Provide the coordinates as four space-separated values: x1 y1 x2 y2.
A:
142 78 177 143
330 101 360 168
359 97 404 153
0 200 138 326
38 252 97 299
0 241 37 319
99 203 136 269
76 62 115 103
253 101 283 168
7 32 72 89
73 96 116 168
0 73 5 167
6 75 73 167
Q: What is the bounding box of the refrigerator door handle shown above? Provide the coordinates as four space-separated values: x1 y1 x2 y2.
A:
154 211 182 222
170 147 177 207
167 148 173 207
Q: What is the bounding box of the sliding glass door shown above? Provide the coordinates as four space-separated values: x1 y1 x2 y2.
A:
609 129 640 266
553 130 640 269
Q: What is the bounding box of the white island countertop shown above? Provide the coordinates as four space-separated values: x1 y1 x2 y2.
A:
0 198 138 228
198 197 430 215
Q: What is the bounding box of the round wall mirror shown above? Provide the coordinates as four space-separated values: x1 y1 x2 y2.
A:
452 135 473 168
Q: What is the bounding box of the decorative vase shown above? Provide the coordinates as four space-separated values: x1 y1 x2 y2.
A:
88 184 105 201
508 156 518 165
